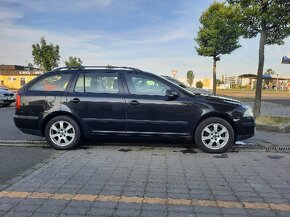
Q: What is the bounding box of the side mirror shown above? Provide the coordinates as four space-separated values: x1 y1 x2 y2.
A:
165 89 179 100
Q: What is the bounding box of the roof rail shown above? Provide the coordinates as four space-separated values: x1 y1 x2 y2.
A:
52 66 143 72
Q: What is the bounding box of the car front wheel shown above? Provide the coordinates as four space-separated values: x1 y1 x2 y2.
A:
45 116 81 150
195 117 234 153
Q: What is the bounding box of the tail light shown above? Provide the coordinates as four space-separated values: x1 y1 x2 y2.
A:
15 93 21 110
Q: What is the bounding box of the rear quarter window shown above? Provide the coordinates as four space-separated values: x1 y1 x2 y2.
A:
29 74 72 92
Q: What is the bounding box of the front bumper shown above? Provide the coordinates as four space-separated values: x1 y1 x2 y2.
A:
0 97 15 104
235 117 255 141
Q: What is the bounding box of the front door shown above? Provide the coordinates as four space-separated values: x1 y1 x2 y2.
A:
67 71 126 135
123 72 190 137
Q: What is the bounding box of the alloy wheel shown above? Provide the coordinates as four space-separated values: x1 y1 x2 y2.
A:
201 123 229 150
49 120 75 147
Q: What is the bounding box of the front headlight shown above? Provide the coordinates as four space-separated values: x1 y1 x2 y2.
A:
243 107 254 117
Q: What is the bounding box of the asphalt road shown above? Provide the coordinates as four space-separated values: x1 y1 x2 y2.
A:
0 146 55 184
263 99 290 106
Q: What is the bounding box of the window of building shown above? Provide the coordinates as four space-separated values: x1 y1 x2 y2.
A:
20 78 26 86
8 77 16 81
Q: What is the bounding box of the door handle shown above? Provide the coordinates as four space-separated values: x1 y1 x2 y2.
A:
70 98 81 104
130 100 139 105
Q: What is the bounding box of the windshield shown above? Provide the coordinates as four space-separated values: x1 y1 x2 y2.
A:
160 75 196 96
161 76 188 88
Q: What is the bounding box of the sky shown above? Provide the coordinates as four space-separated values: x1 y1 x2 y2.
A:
0 0 289 80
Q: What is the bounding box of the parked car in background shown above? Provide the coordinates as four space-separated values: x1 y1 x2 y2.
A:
0 85 9 91
0 87 15 106
14 66 255 153
161 75 212 95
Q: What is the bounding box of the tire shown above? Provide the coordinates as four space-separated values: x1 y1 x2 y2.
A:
45 115 81 150
194 117 234 153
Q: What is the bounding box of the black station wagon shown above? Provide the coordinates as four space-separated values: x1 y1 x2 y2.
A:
14 66 255 153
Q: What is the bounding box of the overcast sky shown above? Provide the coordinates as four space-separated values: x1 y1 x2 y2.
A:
0 0 289 79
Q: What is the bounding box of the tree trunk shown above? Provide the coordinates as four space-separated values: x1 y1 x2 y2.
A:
213 58 217 95
253 28 266 117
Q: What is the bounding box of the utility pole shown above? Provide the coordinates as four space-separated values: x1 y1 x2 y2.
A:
276 73 279 91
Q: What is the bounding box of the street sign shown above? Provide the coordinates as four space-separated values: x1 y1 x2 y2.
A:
172 70 177 78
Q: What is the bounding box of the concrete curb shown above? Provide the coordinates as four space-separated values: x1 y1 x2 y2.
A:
257 123 290 133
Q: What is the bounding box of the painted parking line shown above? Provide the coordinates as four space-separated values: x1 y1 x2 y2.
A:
1 190 290 211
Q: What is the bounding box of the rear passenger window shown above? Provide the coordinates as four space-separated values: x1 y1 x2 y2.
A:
29 74 71 91
74 72 119 94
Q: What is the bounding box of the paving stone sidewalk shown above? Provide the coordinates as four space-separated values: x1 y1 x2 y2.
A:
1 146 290 217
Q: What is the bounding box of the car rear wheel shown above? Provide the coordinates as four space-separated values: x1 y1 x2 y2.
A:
45 116 81 150
195 117 234 153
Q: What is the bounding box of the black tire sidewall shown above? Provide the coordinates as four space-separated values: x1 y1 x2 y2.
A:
45 115 81 150
195 117 234 153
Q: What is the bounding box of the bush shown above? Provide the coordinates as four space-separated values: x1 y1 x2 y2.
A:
196 81 203 88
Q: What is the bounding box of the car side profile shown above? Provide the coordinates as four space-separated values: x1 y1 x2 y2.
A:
14 66 255 153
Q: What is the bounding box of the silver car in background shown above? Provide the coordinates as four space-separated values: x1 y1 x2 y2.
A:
0 87 15 107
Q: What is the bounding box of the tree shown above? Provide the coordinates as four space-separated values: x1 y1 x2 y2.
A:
27 63 34 69
32 37 60 71
227 0 290 117
186 70 195 87
196 81 204 88
195 2 243 95
264 69 275 87
264 68 275 75
216 79 224 86
65 56 83 68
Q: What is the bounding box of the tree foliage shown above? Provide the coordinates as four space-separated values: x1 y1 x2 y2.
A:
65 56 83 68
227 0 290 117
264 68 275 75
27 63 34 69
195 2 243 95
196 81 204 88
186 70 195 87
32 37 60 71
216 79 224 85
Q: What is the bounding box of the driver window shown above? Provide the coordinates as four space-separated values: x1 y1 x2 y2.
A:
125 74 170 96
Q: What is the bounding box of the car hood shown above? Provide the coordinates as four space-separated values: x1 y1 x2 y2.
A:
199 94 245 106
187 87 211 95
0 89 13 94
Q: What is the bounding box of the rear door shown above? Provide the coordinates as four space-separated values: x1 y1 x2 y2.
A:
66 70 126 135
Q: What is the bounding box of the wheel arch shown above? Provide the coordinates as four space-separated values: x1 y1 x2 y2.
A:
193 112 237 142
41 111 83 137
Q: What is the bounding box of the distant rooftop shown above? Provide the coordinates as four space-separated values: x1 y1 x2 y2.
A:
0 64 39 70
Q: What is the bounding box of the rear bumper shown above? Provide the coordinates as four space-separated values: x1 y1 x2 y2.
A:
14 115 42 136
236 117 255 141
